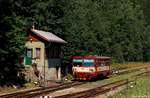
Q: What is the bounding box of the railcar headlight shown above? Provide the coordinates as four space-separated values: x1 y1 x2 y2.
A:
89 69 94 72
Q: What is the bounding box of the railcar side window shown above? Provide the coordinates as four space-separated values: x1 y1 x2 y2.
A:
100 61 105 66
106 61 110 66
100 63 105 66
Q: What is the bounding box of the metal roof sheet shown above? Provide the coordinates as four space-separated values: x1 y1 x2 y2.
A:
31 29 67 44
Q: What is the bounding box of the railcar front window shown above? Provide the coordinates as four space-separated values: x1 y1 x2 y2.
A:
73 62 82 67
72 59 83 67
83 59 94 66
83 62 93 66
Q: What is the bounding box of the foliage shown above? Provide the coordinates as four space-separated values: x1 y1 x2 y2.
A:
0 0 26 86
66 73 74 80
1 0 150 85
112 62 150 70
108 73 150 98
62 0 150 62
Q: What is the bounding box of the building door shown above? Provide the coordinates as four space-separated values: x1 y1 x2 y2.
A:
25 48 33 65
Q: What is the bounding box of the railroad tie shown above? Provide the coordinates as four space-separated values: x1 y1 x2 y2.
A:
40 96 52 98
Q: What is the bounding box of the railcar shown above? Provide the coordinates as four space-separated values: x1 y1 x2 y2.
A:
71 55 111 80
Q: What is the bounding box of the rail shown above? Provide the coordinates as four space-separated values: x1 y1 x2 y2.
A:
0 67 149 98
53 70 150 98
0 82 84 98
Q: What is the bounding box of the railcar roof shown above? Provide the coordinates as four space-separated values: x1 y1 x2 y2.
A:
71 55 83 58
72 55 111 59
84 55 111 59
96 56 111 59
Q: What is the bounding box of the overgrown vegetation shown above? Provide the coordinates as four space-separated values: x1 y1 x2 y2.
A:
108 73 150 98
1 0 150 85
112 62 150 69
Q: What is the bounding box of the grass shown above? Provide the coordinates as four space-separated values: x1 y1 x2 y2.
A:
76 68 148 89
75 61 150 89
112 62 150 69
108 73 150 98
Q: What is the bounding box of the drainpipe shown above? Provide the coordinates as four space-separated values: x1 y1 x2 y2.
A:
43 48 46 86
43 43 51 86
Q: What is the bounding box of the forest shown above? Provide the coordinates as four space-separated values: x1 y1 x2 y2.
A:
0 0 150 85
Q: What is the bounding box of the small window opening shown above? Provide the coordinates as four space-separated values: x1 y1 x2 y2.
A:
36 48 41 59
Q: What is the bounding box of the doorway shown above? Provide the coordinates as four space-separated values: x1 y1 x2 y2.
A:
25 48 33 65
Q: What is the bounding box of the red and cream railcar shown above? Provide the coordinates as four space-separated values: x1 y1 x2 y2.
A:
71 55 111 80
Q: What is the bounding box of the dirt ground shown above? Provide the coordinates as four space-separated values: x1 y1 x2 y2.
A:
0 83 37 94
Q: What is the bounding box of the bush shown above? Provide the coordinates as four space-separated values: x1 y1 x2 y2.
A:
66 73 74 80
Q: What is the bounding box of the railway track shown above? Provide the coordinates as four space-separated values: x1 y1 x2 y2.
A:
54 71 150 98
112 66 149 75
54 79 128 98
0 66 149 98
0 81 84 98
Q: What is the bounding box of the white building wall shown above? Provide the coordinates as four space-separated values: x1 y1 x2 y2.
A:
25 41 62 81
25 41 45 67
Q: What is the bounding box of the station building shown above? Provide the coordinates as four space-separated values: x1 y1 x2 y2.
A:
23 28 67 81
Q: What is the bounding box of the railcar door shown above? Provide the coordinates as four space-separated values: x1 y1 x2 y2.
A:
72 58 83 73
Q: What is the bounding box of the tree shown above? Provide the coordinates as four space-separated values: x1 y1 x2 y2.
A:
0 0 150 85
0 0 27 86
62 0 148 62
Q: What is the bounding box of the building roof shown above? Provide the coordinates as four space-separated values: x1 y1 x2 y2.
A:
31 28 67 44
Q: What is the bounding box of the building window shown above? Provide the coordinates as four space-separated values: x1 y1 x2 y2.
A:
36 48 41 59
